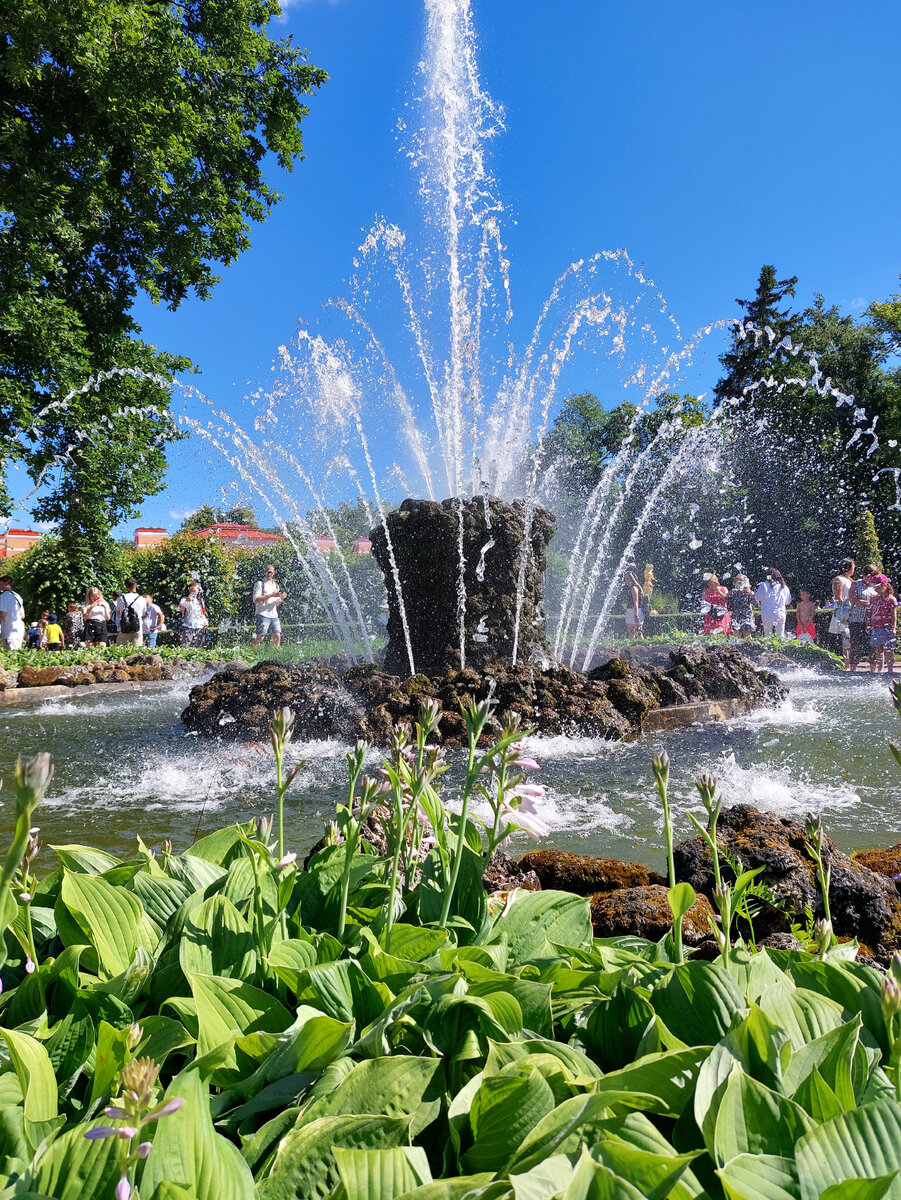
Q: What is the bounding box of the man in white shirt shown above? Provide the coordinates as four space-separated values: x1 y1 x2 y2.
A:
178 580 207 647
754 568 792 638
252 563 286 646
0 576 26 650
116 578 147 646
142 595 164 648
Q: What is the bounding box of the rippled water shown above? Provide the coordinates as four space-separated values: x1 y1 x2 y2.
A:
0 668 899 870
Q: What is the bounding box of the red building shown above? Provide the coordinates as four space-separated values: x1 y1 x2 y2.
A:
134 527 169 550
192 522 283 548
0 529 41 558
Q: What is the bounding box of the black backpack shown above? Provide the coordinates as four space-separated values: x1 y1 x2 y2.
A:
120 596 141 634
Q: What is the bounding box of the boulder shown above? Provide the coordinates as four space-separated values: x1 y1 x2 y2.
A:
0 667 18 690
852 844 901 878
17 665 64 688
674 804 901 958
54 665 97 686
483 850 541 894
518 849 664 896
590 884 715 944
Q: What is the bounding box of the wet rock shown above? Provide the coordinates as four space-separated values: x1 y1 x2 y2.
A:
0 668 17 690
590 884 715 944
371 496 556 677
54 665 97 686
181 644 785 746
483 850 541 894
759 931 805 952
518 849 664 896
674 804 901 958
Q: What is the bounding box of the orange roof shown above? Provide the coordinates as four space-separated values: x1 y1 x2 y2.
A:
136 527 168 532
5 529 40 537
193 523 282 544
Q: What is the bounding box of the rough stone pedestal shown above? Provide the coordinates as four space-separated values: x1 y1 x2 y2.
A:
369 497 555 678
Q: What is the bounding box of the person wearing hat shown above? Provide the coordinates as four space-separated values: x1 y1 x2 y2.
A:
43 613 64 651
868 574 897 674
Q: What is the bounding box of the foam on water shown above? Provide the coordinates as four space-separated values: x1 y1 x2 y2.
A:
679 750 862 820
520 733 626 762
729 698 822 728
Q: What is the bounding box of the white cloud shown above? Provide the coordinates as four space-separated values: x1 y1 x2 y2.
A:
33 520 59 533
169 507 198 521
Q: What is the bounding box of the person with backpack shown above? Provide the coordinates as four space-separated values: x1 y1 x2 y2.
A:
252 563 286 646
0 576 26 650
115 579 147 647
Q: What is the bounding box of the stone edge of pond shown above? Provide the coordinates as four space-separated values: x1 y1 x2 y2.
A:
0 679 189 708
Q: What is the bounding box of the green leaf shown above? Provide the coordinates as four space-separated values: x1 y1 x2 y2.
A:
0 1028 57 1124
27 1119 124 1199
714 1069 813 1167
668 883 697 923
593 1138 702 1200
257 1115 411 1200
509 1093 615 1174
51 846 121 874
758 983 844 1051
88 1021 131 1107
464 1067 556 1173
295 959 387 1025
594 1047 708 1116
179 894 256 980
266 939 318 992
335 1147 431 1200
819 1177 898 1200
185 971 292 1058
302 1055 443 1137
717 1153 800 1200
131 874 192 937
561 1148 647 1199
234 1006 352 1098
139 1065 255 1200
796 1098 901 1200
60 870 143 979
650 961 746 1045
488 891 592 966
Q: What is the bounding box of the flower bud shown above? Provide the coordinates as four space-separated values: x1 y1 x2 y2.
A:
882 974 901 1018
814 918 833 955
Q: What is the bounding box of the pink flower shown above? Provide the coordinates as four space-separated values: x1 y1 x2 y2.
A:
104 1106 131 1120
513 756 540 771
145 1097 184 1122
24 957 35 974
501 796 550 840
136 1142 153 1159
85 1127 117 1140
115 1176 131 1200
274 852 297 869
512 784 546 801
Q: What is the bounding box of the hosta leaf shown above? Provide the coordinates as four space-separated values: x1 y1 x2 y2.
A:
379 925 449 962
139 1066 255 1199
508 1093 615 1174
257 1114 411 1200
593 1047 708 1117
186 971 292 1058
131 874 192 938
796 1098 901 1200
488 891 592 967
27 1119 123 1199
782 1017 863 1110
714 1069 813 1167
295 958 385 1025
266 939 318 992
393 1180 498 1200
301 1055 443 1137
51 846 120 874
562 1148 646 1199
59 870 143 979
464 1067 556 1172
509 1154 574 1199
335 1146 431 1200
593 1138 702 1200
649 961 746 1045
758 984 844 1051
793 1065 842 1123
165 854 227 893
819 1177 898 1200
88 1021 131 1107
717 1153 800 1200
179 894 256 980
0 1029 57 1123
234 1005 352 1097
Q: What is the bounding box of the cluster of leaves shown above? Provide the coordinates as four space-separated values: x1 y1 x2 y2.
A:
0 718 899 1198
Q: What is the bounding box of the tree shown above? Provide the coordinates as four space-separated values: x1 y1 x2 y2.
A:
855 509 883 573
1 0 326 546
714 265 802 405
179 504 259 533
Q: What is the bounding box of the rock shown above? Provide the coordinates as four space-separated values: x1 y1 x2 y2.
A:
852 844 901 878
674 804 901 958
483 850 541 894
759 932 805 952
370 496 556 677
518 849 664 895
17 665 63 687
590 885 715 944
0 668 18 690
54 665 96 686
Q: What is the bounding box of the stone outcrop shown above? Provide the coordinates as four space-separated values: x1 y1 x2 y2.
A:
370 497 556 677
674 804 901 958
518 849 664 895
182 644 786 745
10 654 231 690
590 885 716 945
852 844 901 879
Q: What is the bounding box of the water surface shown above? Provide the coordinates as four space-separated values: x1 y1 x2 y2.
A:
0 668 898 871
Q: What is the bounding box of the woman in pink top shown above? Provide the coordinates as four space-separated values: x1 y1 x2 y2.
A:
701 575 732 635
868 575 897 675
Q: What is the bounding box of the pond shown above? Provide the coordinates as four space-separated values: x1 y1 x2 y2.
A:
0 666 898 869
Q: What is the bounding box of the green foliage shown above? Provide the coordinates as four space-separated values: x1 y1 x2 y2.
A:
856 509 884 574
179 505 260 534
0 0 326 550
7 534 131 618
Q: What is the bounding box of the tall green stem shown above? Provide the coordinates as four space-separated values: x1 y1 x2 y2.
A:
439 740 478 930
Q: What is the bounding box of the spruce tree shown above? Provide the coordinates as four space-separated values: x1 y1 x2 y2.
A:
714 265 802 404
855 509 883 573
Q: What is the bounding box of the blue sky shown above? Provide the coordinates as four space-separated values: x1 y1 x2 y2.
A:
22 0 901 533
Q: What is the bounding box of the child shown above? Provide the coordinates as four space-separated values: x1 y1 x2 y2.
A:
795 588 817 644
727 574 755 638
868 575 898 674
44 613 64 651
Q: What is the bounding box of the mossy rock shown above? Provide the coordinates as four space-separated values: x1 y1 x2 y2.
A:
852 844 901 878
519 849 664 896
590 885 715 944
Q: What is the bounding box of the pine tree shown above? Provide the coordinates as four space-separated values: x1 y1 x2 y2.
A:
855 508 883 573
714 265 802 404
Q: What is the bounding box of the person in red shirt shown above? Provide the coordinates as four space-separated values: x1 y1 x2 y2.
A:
868 575 898 675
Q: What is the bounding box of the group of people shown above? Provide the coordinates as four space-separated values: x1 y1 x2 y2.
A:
623 558 899 673
0 576 210 651
0 563 289 653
